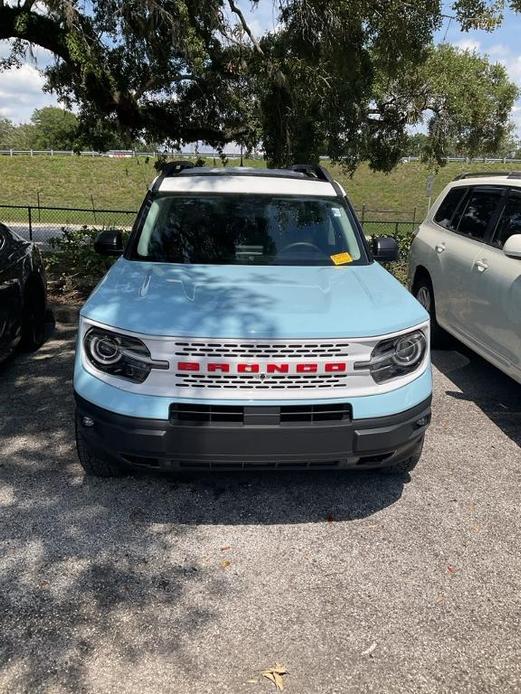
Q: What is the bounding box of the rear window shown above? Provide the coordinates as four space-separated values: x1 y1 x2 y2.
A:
434 187 467 229
130 194 367 266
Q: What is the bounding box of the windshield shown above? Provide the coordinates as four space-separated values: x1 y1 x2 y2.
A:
129 194 367 266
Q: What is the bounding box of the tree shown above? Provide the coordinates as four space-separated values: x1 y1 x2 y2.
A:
256 12 518 170
0 0 519 169
10 123 37 150
414 45 518 165
30 107 79 150
406 134 430 157
0 118 15 148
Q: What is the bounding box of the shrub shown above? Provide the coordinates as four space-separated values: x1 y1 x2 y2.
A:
46 226 129 294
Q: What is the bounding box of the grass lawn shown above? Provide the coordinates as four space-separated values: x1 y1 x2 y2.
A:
0 154 517 218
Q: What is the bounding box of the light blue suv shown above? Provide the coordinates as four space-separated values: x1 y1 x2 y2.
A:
74 163 431 477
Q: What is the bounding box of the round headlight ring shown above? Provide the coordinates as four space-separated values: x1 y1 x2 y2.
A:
392 332 425 367
89 335 122 365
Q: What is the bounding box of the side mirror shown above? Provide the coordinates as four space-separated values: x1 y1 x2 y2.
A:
94 230 124 256
372 236 399 262
503 233 521 259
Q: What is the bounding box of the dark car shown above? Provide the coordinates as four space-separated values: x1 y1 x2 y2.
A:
0 223 49 363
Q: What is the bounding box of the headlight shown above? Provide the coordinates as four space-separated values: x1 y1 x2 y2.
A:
393 333 425 367
355 330 427 384
84 327 168 383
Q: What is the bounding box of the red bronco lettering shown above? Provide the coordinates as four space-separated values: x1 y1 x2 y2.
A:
176 361 347 373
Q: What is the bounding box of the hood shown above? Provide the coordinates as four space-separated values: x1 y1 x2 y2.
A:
80 258 428 339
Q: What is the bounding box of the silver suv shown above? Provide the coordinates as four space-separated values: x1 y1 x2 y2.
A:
409 172 521 383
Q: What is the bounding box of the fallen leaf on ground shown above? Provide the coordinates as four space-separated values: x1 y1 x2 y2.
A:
361 642 377 656
447 565 459 574
221 546 231 551
220 559 231 569
262 665 287 690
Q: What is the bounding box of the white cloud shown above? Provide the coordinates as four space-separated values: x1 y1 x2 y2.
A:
0 38 58 122
494 54 521 84
487 43 510 56
0 63 59 122
453 38 481 52
0 39 54 66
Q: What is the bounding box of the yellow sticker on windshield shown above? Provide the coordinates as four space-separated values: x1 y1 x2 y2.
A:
330 252 353 265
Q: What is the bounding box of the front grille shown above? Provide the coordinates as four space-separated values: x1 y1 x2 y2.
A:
173 340 350 359
172 338 352 392
170 403 352 425
175 373 348 390
170 404 244 424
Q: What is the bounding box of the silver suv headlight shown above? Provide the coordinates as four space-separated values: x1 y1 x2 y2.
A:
354 329 428 384
84 327 168 383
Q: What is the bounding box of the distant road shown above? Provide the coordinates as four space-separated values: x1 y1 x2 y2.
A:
9 222 67 248
9 222 132 249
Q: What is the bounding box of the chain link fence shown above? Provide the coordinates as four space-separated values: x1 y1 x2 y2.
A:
0 204 138 247
0 203 419 255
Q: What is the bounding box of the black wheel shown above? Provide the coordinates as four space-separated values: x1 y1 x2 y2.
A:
19 281 46 351
413 274 445 348
379 435 424 476
75 416 124 477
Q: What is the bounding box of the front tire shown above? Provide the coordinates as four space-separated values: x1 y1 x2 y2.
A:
413 275 445 348
75 416 124 477
379 435 424 476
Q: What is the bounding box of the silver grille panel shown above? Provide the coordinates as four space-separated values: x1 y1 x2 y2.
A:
175 372 349 390
173 340 350 358
173 338 351 390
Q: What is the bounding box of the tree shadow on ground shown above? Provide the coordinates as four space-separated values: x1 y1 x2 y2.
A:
0 309 406 691
432 344 520 448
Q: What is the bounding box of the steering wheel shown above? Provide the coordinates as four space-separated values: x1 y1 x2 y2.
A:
277 241 324 257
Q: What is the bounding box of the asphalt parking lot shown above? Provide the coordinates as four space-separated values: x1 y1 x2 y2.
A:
0 309 520 694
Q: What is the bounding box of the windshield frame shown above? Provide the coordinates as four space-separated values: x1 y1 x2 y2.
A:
124 191 372 267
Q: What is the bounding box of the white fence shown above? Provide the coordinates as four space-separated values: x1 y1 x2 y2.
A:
0 149 263 159
1 150 521 163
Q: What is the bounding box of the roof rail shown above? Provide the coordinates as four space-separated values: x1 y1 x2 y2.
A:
290 164 333 183
453 171 521 180
151 160 196 191
290 163 344 198
158 160 196 176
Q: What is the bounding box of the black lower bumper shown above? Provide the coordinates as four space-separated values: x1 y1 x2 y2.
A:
74 394 431 472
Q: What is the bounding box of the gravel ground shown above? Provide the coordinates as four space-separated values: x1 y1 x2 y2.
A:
0 310 520 694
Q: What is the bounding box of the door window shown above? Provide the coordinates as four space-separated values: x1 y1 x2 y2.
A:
454 189 503 241
492 191 521 248
434 187 467 229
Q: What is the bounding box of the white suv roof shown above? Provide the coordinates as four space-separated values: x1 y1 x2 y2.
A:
152 164 344 197
448 171 521 188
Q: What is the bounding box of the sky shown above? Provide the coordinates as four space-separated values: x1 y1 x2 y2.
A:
2 2 521 131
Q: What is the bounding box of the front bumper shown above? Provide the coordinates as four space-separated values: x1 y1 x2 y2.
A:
75 394 431 471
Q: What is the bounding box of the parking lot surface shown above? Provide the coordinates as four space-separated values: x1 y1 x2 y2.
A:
0 310 520 693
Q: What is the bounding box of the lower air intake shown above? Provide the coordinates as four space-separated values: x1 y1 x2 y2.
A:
169 403 352 425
